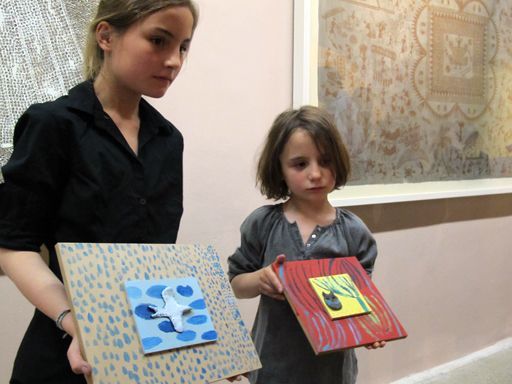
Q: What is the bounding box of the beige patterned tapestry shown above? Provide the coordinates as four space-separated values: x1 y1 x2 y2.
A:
0 1 98 182
318 0 512 185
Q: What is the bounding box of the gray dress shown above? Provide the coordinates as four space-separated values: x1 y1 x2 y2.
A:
228 203 378 384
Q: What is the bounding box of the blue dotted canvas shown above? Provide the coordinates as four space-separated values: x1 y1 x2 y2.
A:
125 278 218 354
55 243 261 384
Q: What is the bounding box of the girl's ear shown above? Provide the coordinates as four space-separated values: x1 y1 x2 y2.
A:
96 21 114 52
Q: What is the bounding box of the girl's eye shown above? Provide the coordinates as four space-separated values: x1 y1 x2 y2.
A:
150 37 166 46
293 161 307 169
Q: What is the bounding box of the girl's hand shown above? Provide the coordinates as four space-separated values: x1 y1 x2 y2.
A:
67 335 92 377
365 340 386 349
258 254 286 300
230 255 286 300
226 371 248 382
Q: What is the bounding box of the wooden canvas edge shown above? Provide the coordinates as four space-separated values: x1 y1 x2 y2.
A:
55 243 94 384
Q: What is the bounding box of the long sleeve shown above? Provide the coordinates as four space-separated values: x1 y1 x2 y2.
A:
227 206 275 281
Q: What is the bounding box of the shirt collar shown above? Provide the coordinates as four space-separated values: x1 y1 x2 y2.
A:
66 80 173 136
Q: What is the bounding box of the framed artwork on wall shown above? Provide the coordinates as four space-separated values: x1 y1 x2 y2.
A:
293 0 512 206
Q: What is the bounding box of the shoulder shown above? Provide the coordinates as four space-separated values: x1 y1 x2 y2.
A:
13 100 73 147
27 81 94 120
243 204 281 224
336 208 372 235
336 208 377 272
240 204 282 232
13 82 93 143
21 96 70 120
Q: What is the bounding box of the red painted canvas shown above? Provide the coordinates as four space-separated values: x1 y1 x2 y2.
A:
272 257 407 354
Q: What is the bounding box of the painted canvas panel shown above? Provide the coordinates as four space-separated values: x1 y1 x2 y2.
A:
273 257 407 354
125 278 217 354
309 273 371 319
56 243 261 384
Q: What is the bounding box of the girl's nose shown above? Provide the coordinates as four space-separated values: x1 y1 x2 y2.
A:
165 47 183 69
308 164 322 180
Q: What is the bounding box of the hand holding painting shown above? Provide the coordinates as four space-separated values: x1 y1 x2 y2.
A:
0 1 199 382
258 254 287 301
228 106 385 384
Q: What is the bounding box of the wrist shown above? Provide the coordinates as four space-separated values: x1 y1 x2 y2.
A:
55 309 71 331
55 308 76 337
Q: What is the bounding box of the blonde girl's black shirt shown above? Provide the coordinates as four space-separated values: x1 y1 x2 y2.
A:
0 81 183 383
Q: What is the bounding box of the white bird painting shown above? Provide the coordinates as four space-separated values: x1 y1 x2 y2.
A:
148 287 192 332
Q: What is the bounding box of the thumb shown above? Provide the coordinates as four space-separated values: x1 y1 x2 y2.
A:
67 337 91 376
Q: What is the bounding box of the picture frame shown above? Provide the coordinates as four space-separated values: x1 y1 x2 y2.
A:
293 0 512 206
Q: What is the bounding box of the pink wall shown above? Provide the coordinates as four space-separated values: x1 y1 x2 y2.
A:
352 195 512 382
1 1 511 383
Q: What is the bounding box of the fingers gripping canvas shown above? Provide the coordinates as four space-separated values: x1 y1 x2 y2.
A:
273 257 407 354
56 243 261 384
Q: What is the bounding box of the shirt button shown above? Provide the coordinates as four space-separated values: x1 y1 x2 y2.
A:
139 198 147 205
312 234 317 239
306 243 311 247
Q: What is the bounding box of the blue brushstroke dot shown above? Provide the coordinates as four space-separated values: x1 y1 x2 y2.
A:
126 286 142 299
87 313 94 323
189 299 206 310
176 285 194 297
134 304 154 320
202 330 218 341
123 352 130 362
123 333 131 344
177 330 196 342
158 320 176 333
187 315 207 325
142 337 163 350
146 285 167 298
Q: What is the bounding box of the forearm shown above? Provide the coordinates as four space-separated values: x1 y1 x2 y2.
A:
230 271 262 299
0 247 75 335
